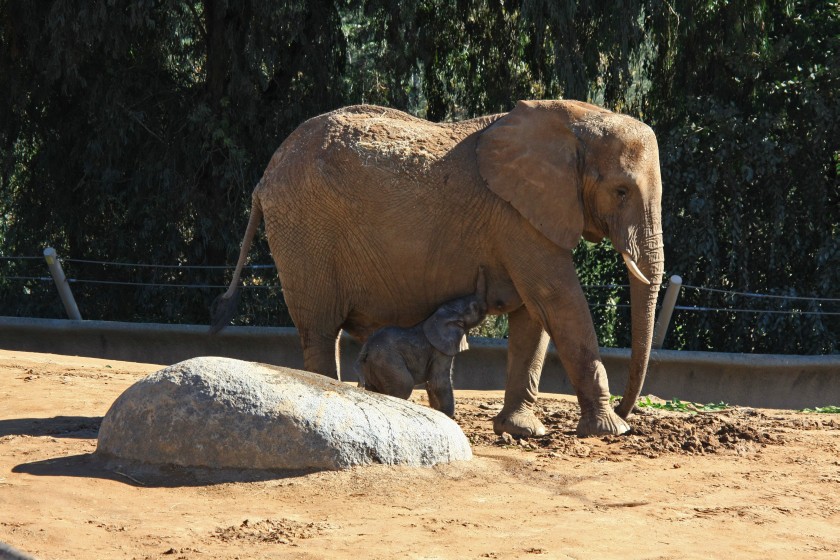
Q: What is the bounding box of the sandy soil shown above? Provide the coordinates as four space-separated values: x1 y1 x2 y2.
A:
1 349 839 560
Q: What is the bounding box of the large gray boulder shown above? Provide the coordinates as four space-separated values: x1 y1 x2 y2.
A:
96 357 472 470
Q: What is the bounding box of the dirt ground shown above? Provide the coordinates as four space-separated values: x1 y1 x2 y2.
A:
1 349 839 560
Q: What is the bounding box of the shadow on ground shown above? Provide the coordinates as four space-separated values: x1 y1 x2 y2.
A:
0 416 101 439
12 452 322 488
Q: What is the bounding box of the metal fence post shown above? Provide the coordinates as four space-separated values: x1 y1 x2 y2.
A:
652 274 682 349
43 247 82 320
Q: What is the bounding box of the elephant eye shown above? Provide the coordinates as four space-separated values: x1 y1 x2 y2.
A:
615 187 629 201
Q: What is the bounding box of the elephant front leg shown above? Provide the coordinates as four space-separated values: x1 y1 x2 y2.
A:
493 306 550 437
426 356 456 418
546 293 630 437
563 355 630 437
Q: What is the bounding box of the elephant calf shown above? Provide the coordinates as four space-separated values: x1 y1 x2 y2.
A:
356 269 487 417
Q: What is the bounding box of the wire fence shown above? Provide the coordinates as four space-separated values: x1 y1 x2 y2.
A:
2 276 277 289
2 254 838 312
1 255 277 289
2 253 838 353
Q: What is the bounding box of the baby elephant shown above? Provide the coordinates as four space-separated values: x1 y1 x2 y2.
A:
356 269 488 417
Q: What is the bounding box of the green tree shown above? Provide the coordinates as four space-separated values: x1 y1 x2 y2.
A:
343 0 654 120
1 0 346 323
648 0 839 353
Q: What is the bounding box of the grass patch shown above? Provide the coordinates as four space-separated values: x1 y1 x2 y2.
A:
613 395 730 414
800 406 840 413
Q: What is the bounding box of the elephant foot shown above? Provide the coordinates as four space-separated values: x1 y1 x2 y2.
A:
576 408 630 437
493 408 546 438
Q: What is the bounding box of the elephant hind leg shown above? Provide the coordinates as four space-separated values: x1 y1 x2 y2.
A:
363 355 415 400
298 325 341 380
279 272 347 380
381 366 415 400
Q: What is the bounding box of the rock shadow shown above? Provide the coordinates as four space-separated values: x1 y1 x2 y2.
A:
0 416 101 439
12 452 322 488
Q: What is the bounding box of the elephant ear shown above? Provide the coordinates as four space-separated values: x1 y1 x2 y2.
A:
423 305 467 357
477 100 587 250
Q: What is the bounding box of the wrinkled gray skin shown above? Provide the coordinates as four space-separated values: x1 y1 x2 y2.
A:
356 270 488 417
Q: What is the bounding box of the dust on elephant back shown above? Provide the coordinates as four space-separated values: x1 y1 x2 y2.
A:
327 106 498 175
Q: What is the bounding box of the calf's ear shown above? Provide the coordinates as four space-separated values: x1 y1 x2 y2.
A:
423 306 467 356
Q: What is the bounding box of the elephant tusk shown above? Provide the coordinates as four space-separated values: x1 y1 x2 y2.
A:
622 253 651 285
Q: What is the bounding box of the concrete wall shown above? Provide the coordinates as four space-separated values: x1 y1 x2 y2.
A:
1 316 838 409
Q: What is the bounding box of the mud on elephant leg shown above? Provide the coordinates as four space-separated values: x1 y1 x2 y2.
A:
493 306 551 437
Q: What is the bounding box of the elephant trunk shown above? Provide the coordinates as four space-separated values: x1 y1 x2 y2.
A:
614 229 664 419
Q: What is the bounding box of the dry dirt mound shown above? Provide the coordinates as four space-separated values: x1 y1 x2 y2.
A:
456 396 838 460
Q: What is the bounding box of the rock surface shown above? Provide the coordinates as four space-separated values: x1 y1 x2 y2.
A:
96 357 472 470
0 541 38 560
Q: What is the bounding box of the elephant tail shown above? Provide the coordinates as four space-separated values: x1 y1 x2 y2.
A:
209 195 263 334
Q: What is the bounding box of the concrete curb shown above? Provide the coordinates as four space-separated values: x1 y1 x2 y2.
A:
1 316 838 409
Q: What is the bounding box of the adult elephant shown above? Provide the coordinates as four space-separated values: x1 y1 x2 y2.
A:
211 100 664 437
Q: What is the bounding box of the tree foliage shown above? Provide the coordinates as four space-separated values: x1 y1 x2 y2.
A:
1 0 345 322
652 0 839 353
1 0 837 353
